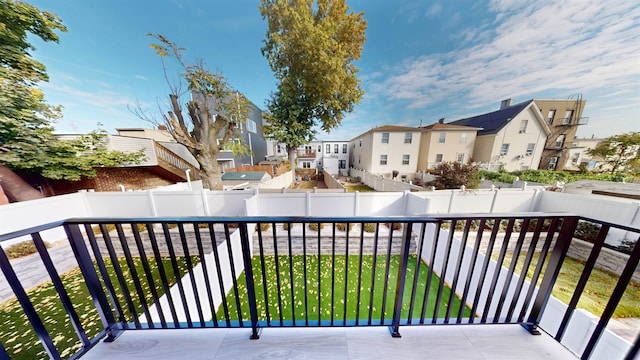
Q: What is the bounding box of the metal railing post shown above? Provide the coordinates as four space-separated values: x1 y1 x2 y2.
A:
64 224 120 341
0 241 61 359
524 216 578 334
239 222 261 339
390 222 413 337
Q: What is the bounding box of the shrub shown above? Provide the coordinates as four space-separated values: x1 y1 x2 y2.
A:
93 223 148 233
575 221 601 242
385 222 402 231
282 223 295 230
4 241 51 259
336 223 353 232
362 223 377 233
308 223 325 231
255 223 271 232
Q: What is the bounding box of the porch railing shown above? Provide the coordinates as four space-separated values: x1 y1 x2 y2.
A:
0 214 638 359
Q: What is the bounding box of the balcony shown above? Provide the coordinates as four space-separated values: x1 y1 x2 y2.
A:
296 150 317 159
1 210 638 359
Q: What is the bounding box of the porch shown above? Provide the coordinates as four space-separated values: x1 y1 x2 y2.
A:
0 213 638 359
81 325 575 359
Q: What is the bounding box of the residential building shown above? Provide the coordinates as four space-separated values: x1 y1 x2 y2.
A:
449 100 550 171
295 141 322 171
349 125 422 179
215 99 268 171
320 141 350 176
565 137 603 171
38 132 200 194
534 97 588 170
417 120 482 170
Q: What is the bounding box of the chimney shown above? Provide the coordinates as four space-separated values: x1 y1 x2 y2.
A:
438 118 445 124
500 98 512 109
158 125 167 131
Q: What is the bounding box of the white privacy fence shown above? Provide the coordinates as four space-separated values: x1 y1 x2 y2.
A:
349 168 425 192
1 187 639 246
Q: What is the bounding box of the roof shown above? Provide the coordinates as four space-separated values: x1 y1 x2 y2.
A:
221 171 268 181
421 122 483 131
449 100 534 136
350 125 421 141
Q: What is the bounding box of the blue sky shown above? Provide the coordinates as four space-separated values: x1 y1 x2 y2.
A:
29 0 640 141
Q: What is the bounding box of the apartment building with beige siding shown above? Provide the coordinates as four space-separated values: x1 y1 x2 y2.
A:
417 121 482 170
534 98 587 170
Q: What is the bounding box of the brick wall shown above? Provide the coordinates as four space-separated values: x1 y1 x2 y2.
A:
48 167 174 194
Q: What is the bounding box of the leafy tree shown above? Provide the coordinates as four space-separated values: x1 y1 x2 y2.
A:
428 161 480 190
588 132 640 174
259 0 367 172
142 34 251 190
0 1 143 202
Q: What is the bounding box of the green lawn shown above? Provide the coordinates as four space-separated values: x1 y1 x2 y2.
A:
498 252 640 318
218 255 470 323
347 184 374 192
0 256 197 359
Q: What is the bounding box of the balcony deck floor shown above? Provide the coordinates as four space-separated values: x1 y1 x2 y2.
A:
81 324 577 359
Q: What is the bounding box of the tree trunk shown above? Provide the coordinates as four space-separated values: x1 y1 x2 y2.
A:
197 153 223 190
0 165 45 202
288 147 296 182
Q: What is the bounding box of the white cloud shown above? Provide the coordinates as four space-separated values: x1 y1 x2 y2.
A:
369 0 640 115
426 4 442 17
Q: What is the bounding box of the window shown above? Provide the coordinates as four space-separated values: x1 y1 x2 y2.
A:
325 144 330 154
381 132 389 143
277 144 282 153
334 144 339 154
571 153 580 164
359 139 362 147
342 144 347 153
456 153 464 163
438 132 446 143
547 110 556 125
380 154 387 165
338 160 346 169
402 154 410 165
404 133 412 144
358 155 361 164
318 145 321 152
435 154 443 162
218 137 240 151
526 143 535 156
555 135 566 149
500 143 510 156
562 110 574 125
246 120 257 133
302 161 311 169
548 156 558 170
519 120 528 133
459 133 467 144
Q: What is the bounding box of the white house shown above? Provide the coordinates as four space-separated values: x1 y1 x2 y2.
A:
449 100 550 171
349 125 422 179
320 141 349 176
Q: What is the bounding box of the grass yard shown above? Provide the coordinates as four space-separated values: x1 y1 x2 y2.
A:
294 180 318 189
0 256 198 360
218 255 470 324
499 252 640 318
347 184 374 192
